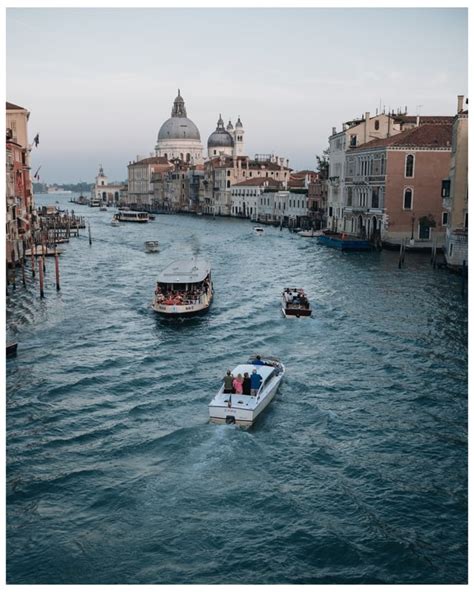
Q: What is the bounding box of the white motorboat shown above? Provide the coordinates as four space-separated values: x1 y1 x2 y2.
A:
152 258 213 316
100 205 108 212
254 226 264 235
297 229 324 237
111 216 120 227
208 355 285 427
145 240 160 253
282 288 312 318
89 198 101 207
116 210 149 223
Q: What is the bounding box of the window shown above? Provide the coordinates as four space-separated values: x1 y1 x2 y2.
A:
347 187 353 206
403 188 413 210
350 135 357 147
419 224 430 240
329 206 333 217
371 188 379 208
441 179 451 197
374 120 380 131
227 180 230 188
465 212 468 229
227 170 231 176
405 154 414 178
442 212 448 226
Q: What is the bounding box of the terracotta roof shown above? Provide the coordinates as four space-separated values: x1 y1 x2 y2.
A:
6 101 27 111
395 115 454 125
232 177 282 188
293 170 318 176
352 123 453 150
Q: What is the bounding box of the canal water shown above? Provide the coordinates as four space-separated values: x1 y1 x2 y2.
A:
6 193 467 585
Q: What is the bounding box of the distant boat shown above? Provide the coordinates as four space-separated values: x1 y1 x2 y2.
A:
111 217 120 227
116 211 149 223
89 198 101 207
145 240 160 253
254 226 265 235
298 229 325 238
282 288 312 318
100 205 108 211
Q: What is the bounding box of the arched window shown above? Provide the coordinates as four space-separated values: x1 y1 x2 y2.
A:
405 154 414 178
227 180 230 188
374 120 380 131
186 153 190 162
403 188 413 210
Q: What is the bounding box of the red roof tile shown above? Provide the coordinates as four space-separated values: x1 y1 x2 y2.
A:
352 123 453 150
232 177 282 188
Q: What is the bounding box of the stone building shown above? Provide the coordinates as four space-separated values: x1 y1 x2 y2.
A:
344 122 453 246
126 155 173 208
230 177 282 219
207 115 245 159
91 165 124 205
442 95 468 270
6 101 35 264
308 174 327 229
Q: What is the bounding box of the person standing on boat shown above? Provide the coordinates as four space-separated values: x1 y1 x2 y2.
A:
223 370 234 394
242 372 251 396
250 369 263 396
233 373 244 394
251 355 264 365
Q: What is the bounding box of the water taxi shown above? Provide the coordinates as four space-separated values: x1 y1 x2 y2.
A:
145 240 160 253
116 210 149 223
282 288 312 317
254 226 265 235
152 259 213 316
208 355 285 427
89 197 101 207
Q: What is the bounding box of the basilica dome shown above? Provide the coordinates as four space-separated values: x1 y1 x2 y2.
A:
155 90 204 164
208 115 234 149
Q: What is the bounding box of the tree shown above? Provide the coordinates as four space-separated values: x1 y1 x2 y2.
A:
316 149 329 180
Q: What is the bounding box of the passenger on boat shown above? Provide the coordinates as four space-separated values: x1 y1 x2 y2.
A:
233 373 244 394
251 355 264 365
242 372 251 395
223 370 234 394
250 369 263 396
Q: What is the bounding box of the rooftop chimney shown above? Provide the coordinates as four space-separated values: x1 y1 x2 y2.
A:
332 126 336 135
416 115 420 126
457 95 464 113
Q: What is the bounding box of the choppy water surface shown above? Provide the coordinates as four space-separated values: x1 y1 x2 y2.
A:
6 194 467 584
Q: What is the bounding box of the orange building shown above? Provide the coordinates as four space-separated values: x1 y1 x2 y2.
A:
344 122 452 247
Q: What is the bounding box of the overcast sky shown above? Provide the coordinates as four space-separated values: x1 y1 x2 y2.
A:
6 7 468 184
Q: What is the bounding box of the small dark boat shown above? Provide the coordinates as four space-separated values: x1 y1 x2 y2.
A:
282 288 312 318
6 342 18 357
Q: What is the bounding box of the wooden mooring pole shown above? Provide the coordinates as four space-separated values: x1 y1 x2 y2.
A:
398 239 405 269
30 236 35 278
21 240 26 287
88 221 92 246
55 248 60 291
39 255 45 298
10 248 16 290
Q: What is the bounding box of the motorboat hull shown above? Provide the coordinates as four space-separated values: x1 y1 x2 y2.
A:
317 234 371 250
282 306 312 318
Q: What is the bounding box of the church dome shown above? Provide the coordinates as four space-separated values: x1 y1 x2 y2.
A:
208 114 234 148
158 117 201 141
157 90 201 141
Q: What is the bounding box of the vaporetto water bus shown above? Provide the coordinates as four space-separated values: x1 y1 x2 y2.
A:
116 210 150 223
208 355 285 427
152 259 213 316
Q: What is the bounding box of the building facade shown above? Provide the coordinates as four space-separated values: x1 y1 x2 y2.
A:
443 95 468 270
91 165 124 205
6 101 35 265
344 122 453 246
126 156 173 207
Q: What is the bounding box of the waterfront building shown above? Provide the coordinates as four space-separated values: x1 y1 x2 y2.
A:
344 121 452 246
126 155 173 208
308 173 328 229
230 177 282 219
201 154 291 216
151 160 205 213
6 101 35 264
155 90 204 164
442 95 468 271
91 165 124 205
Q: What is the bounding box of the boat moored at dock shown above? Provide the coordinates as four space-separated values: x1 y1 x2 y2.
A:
208 355 285 427
317 231 371 251
282 288 312 317
116 211 149 223
152 258 213 316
